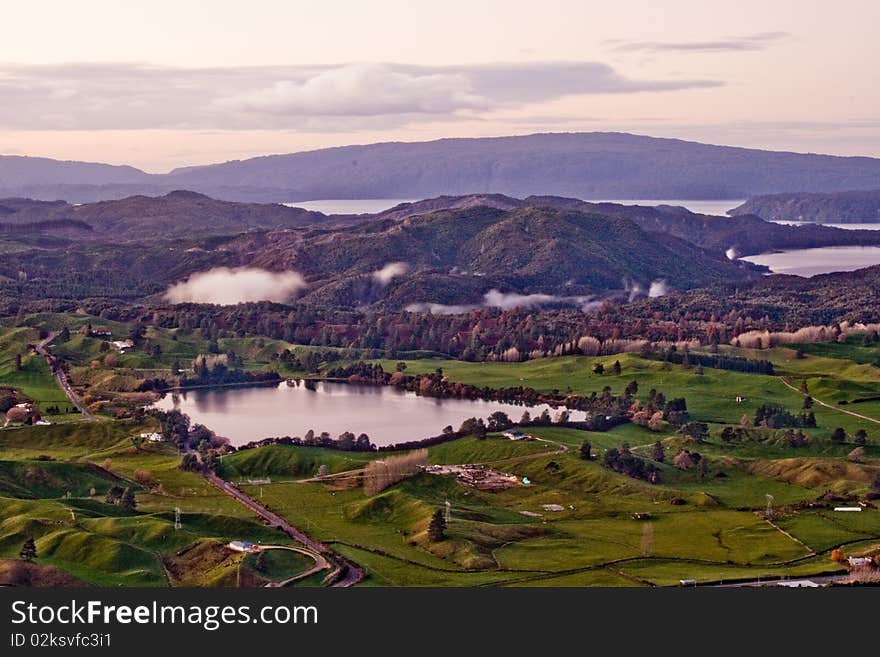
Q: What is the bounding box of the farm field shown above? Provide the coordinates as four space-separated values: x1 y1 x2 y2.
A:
1 313 879 586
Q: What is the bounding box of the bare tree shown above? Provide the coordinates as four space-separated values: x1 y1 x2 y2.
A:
363 449 428 496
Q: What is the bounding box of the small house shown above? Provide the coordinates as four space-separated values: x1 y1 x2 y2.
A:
847 556 873 568
228 540 258 552
735 396 747 403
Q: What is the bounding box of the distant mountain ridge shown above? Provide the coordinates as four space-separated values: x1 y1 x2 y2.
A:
731 190 880 223
3 132 880 203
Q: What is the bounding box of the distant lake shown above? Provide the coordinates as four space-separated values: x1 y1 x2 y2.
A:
151 381 581 447
768 220 880 231
283 198 880 229
284 199 416 214
740 246 880 277
285 198 744 216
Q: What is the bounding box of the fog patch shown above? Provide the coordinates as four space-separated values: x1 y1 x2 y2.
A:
648 279 669 297
406 288 597 315
164 267 307 305
726 247 739 260
405 302 479 315
372 262 409 285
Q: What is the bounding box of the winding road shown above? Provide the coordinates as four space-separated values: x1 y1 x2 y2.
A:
35 332 94 421
779 376 880 426
205 472 365 587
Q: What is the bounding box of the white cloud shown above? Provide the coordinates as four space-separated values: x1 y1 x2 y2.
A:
372 261 409 285
164 267 306 305
0 61 719 131
648 279 669 297
218 64 488 116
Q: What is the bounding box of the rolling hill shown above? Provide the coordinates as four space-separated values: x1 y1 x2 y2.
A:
235 205 758 308
731 190 880 223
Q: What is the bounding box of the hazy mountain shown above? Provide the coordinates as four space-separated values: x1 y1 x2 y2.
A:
0 155 148 187
731 190 880 223
4 133 880 202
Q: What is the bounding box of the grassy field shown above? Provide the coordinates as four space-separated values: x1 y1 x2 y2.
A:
2 313 880 586
0 420 297 586
0 324 71 411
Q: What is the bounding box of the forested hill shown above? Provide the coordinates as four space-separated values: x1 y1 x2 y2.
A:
0 190 339 239
372 194 880 257
4 132 880 202
731 190 880 223
235 205 757 308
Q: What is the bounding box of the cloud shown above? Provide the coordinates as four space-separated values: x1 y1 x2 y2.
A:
0 61 720 131
404 302 479 315
217 64 488 116
372 262 409 285
726 247 739 260
164 267 306 305
405 288 597 315
648 279 669 297
610 31 790 54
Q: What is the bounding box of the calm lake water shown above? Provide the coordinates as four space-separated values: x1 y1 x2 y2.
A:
284 199 416 214
151 381 581 447
285 198 744 216
740 246 880 277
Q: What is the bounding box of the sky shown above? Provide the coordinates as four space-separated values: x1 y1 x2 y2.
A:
1 0 878 171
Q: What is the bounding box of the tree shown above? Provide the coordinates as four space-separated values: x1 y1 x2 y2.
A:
180 453 200 471
697 458 707 479
612 360 622 376
395 362 407 372
59 326 71 342
119 487 137 510
830 427 847 444
105 485 124 504
19 537 37 562
854 429 868 446
428 509 446 542
651 441 665 463
592 362 604 375
647 411 664 432
624 380 639 397
15 353 22 371
799 379 809 394
803 395 813 410
579 439 592 461
673 450 694 470
678 421 709 443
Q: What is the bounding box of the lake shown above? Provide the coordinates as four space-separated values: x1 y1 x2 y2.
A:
740 246 880 277
284 198 744 216
284 199 416 214
151 381 582 447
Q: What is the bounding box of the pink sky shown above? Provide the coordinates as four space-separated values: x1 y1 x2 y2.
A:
1 0 878 171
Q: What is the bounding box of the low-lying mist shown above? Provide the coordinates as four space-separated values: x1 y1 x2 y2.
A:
164 267 307 305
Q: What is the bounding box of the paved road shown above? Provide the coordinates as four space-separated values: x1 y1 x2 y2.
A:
779 377 880 426
205 473 365 587
255 545 330 588
35 332 95 421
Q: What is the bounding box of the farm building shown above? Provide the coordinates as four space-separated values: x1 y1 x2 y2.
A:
228 540 258 553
